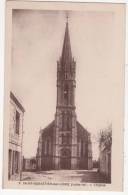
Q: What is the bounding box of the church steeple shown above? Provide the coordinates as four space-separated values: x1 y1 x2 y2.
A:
54 15 78 170
56 17 76 108
61 19 72 70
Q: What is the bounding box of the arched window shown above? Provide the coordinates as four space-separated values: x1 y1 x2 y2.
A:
65 72 68 79
61 134 70 144
46 139 50 155
62 112 67 131
64 84 68 105
81 140 84 157
67 115 71 130
62 112 65 130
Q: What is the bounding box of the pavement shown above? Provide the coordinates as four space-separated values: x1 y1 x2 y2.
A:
21 169 110 183
10 173 20 181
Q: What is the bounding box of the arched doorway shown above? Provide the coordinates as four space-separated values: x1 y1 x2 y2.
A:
60 148 71 169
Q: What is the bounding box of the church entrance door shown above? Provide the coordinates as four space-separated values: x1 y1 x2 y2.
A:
60 157 71 169
60 148 71 169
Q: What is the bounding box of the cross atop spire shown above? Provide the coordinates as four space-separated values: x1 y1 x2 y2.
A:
66 12 69 23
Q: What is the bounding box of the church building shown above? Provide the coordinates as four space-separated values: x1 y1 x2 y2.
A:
36 19 93 170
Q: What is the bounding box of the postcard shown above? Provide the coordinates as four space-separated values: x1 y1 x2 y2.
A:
3 0 125 191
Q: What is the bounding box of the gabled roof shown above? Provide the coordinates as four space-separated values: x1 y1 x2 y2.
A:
10 91 25 113
41 120 55 136
40 120 90 138
77 121 90 137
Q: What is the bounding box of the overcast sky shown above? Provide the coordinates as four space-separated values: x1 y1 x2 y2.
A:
11 9 121 160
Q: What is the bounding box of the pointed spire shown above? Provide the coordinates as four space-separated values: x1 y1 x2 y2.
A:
61 15 72 70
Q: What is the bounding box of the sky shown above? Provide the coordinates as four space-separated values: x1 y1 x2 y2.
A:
11 9 119 160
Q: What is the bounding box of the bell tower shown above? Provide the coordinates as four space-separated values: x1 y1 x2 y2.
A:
54 17 78 169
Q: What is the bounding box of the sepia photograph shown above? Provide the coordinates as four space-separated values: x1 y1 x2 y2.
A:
3 1 125 191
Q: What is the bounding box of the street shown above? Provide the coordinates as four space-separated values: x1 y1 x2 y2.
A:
22 169 110 183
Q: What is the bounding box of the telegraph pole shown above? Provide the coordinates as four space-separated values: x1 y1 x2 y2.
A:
20 113 24 181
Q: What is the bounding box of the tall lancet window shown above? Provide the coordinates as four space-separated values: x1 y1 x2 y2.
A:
67 115 71 130
64 84 68 105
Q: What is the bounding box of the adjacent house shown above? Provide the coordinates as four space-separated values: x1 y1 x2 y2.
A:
8 92 25 180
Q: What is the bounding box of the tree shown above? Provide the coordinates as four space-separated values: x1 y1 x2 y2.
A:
98 124 112 150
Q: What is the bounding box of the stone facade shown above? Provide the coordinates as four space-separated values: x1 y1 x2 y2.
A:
36 20 92 170
8 92 25 180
